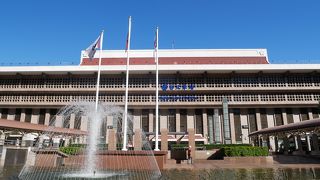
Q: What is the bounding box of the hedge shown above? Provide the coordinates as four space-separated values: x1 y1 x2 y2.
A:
170 144 268 157
171 144 251 150
60 144 108 155
224 146 268 157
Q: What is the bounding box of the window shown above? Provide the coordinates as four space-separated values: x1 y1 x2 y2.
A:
248 109 257 132
180 109 187 132
1 108 8 119
274 108 283 126
38 109 46 125
286 108 294 124
15 109 21 121
260 109 268 129
195 109 203 134
141 109 149 132
233 109 242 142
168 109 176 132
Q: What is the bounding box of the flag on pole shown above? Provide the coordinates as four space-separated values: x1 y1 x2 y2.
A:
154 29 158 49
125 33 129 52
85 33 102 60
154 27 159 63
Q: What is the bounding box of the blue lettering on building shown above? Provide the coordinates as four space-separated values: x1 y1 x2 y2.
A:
160 84 195 91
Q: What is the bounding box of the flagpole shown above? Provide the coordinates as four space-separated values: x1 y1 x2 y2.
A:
95 30 104 112
122 16 131 151
155 27 160 151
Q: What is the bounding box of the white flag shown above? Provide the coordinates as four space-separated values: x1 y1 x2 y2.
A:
85 34 102 60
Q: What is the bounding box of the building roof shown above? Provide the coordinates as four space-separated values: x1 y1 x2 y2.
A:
0 64 319 75
80 49 269 65
1 49 320 75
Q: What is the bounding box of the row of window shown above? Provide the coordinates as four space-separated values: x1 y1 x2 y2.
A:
0 94 320 103
1 75 320 89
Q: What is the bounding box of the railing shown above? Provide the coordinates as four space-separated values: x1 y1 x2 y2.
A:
0 93 319 105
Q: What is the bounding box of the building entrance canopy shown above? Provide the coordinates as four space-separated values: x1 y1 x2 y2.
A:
249 118 320 136
0 118 86 135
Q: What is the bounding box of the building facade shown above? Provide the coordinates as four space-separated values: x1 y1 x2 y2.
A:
0 49 320 147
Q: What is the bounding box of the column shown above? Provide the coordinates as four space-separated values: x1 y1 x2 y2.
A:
213 109 221 143
31 109 39 124
187 128 195 160
44 109 50 125
105 115 113 144
0 134 4 155
55 115 63 128
202 109 208 144
266 109 276 151
80 116 88 131
281 108 288 125
255 109 262 130
222 98 231 144
134 129 142 150
240 109 249 144
20 109 26 122
311 134 320 155
7 108 15 120
160 129 168 151
207 112 214 144
187 109 195 129
148 109 154 133
69 113 75 129
292 108 301 123
175 109 180 133
107 129 117 150
293 135 305 155
307 134 311 151
229 111 236 144
308 108 313 120
133 109 141 130
0 147 6 169
160 109 168 130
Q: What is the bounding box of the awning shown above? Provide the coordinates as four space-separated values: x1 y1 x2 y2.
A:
180 134 206 142
152 135 177 142
249 118 320 136
0 118 87 135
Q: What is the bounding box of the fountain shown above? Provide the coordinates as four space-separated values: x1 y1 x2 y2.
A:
18 102 162 179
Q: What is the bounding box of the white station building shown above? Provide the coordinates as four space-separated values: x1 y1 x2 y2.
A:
0 49 320 150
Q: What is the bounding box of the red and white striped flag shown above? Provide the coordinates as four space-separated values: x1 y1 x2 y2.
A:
85 33 102 60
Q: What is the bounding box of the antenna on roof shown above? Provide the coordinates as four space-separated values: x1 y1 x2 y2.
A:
171 40 175 49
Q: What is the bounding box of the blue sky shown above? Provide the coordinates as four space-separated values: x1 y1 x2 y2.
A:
0 0 319 65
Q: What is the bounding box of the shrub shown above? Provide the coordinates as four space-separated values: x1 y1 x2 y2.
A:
224 146 268 157
59 147 82 155
68 144 86 148
170 143 251 150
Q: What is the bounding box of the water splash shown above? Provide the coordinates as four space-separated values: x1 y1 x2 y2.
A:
18 102 161 179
